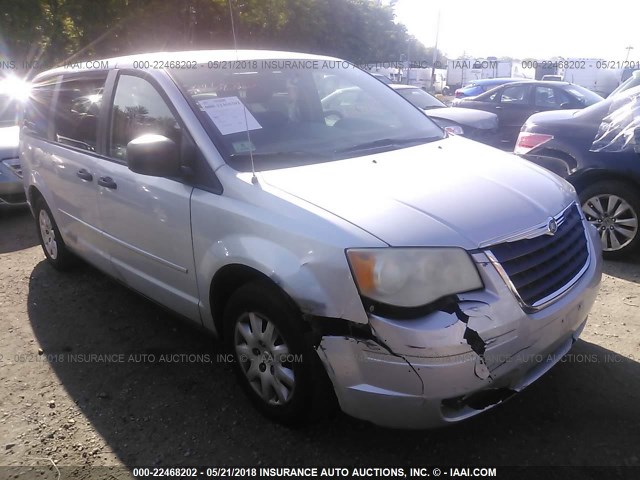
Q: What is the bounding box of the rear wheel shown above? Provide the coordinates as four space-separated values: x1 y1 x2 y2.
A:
223 281 335 425
34 197 76 270
579 181 640 259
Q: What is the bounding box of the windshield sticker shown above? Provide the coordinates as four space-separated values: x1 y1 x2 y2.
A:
232 140 255 153
197 96 262 135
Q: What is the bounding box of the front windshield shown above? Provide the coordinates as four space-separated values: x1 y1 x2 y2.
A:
609 72 640 98
395 88 445 110
171 61 443 171
0 95 19 128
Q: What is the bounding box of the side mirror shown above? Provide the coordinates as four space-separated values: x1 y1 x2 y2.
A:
126 134 180 177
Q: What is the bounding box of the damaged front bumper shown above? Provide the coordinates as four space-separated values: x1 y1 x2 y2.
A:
316 227 603 429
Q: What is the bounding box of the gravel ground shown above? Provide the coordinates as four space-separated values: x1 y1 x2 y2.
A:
1 207 639 477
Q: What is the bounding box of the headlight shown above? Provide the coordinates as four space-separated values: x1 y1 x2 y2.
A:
443 125 464 136
431 117 464 136
346 248 483 309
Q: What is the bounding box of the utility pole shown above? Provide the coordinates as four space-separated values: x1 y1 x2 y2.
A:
461 50 466 87
185 1 197 46
625 46 634 62
406 38 412 85
430 10 441 92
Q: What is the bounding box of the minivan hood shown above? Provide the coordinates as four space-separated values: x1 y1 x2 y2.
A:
427 107 498 130
261 137 576 249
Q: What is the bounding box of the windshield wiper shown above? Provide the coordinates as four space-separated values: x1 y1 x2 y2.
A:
228 150 329 160
334 136 442 155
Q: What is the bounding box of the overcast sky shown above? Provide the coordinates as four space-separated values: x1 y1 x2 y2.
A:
393 0 639 60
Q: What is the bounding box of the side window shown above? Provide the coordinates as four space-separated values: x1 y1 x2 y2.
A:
534 86 565 108
499 85 529 105
53 75 106 151
109 75 181 162
23 81 57 139
553 88 574 106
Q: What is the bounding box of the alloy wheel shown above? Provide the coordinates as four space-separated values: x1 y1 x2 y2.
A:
582 194 639 252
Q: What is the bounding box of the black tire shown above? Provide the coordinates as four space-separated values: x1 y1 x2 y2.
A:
223 280 336 425
578 181 640 259
34 197 76 270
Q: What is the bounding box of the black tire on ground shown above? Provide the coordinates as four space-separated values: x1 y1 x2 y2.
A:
223 280 336 425
578 180 640 259
34 197 76 270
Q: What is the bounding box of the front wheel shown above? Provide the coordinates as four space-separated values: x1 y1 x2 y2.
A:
223 281 335 425
579 181 640 259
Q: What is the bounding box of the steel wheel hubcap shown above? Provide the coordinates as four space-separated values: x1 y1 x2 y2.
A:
39 209 58 260
234 311 295 405
582 194 638 251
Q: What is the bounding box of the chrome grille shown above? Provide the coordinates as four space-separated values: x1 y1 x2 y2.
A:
488 204 590 309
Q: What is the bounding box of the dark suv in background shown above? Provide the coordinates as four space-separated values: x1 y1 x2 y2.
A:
516 86 640 258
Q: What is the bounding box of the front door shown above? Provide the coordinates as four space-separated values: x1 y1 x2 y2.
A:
95 73 199 321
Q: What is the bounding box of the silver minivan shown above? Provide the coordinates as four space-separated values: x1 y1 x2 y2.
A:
20 50 602 429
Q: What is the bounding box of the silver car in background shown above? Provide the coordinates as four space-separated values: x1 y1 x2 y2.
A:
20 50 602 428
389 84 500 146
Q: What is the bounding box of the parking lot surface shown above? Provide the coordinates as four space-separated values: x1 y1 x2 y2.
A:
1 208 639 471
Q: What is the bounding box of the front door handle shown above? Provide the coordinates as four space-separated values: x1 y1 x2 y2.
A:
76 169 93 181
98 176 117 189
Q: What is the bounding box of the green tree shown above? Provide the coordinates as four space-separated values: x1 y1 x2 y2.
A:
0 0 433 75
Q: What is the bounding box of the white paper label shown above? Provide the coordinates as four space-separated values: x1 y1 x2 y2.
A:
197 96 262 135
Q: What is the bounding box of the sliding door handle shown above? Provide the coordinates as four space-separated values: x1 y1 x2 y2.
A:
76 169 93 181
97 176 117 189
